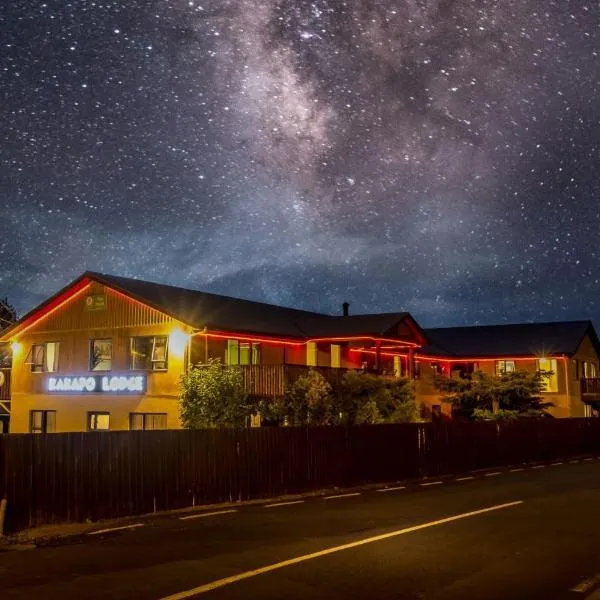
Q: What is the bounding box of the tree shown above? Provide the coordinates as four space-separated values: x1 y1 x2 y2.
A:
435 369 554 420
179 358 255 428
268 369 335 426
339 370 418 424
0 297 16 332
0 297 16 368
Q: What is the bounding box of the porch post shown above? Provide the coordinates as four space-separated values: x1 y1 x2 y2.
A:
375 340 381 372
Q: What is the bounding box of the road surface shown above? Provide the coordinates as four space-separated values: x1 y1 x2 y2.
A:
2 458 600 599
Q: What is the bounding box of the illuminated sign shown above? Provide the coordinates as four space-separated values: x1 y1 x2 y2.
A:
85 294 106 311
47 375 145 394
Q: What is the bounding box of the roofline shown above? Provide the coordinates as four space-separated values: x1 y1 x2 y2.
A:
424 319 594 332
0 274 92 342
416 352 570 362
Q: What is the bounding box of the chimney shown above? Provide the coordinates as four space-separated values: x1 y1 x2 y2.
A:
342 302 350 317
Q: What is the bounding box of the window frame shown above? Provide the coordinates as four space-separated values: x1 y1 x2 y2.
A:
331 344 341 368
129 412 167 431
25 342 60 373
537 358 558 393
226 340 261 366
130 336 169 372
89 338 113 372
87 411 111 431
306 342 317 367
30 410 56 433
495 360 516 376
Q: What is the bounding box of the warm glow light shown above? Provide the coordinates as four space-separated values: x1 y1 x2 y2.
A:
11 341 22 356
170 327 190 356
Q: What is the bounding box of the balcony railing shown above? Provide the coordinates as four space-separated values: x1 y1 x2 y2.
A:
239 365 371 397
0 368 10 404
581 378 600 395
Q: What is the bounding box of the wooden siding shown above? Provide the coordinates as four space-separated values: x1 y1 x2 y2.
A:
23 281 173 335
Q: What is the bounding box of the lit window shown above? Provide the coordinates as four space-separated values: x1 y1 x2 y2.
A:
130 337 168 371
226 340 261 365
537 358 558 392
495 360 516 375
25 342 59 373
130 413 167 430
307 342 317 367
393 355 402 377
583 361 597 378
90 339 112 371
331 344 341 368
88 412 110 431
30 410 56 433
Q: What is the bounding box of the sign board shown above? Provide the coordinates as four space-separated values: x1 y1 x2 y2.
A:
47 375 146 394
0 371 5 388
85 294 106 312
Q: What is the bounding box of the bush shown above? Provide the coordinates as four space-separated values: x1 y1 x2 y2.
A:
179 358 255 428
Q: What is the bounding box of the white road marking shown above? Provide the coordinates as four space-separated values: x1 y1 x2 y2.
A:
88 523 145 536
420 481 443 487
509 468 525 473
570 460 581 464
570 572 600 593
179 510 238 521
324 492 361 500
531 465 546 469
455 476 475 482
159 501 524 600
584 458 594 462
264 501 305 508
377 486 406 493
485 472 502 477
551 462 564 466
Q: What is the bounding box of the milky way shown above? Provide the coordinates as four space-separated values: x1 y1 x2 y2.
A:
1 1 599 326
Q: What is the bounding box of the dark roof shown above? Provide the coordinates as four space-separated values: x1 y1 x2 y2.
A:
1 271 422 342
88 273 423 339
421 321 600 358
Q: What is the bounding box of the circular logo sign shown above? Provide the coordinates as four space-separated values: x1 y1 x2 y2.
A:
0 371 5 388
86 296 94 306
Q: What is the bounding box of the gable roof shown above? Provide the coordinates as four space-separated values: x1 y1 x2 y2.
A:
0 272 425 344
421 320 600 358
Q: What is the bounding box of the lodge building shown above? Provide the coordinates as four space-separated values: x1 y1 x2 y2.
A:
0 271 599 433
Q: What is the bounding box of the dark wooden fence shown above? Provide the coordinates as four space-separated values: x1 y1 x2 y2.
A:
1 418 600 533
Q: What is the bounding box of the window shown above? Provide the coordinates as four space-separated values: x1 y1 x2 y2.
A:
306 342 317 367
393 355 402 377
130 413 167 430
226 340 261 365
130 336 168 371
88 412 110 431
25 342 59 373
90 339 112 371
537 358 558 392
331 344 341 368
584 361 597 378
30 410 56 433
495 360 516 375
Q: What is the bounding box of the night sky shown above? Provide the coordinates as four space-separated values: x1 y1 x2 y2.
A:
1 1 599 327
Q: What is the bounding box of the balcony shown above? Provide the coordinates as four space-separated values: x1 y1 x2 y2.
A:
239 365 368 398
581 378 600 396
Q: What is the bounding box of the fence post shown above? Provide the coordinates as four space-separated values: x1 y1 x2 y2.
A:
0 497 6 537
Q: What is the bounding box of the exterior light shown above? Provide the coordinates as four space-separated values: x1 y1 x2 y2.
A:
11 341 22 356
169 328 190 356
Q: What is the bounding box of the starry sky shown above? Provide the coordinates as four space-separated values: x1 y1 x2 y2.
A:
1 1 600 327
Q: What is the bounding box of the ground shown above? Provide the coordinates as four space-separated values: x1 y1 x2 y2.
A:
2 458 600 599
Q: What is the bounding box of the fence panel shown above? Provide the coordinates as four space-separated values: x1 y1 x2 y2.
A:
0 419 599 533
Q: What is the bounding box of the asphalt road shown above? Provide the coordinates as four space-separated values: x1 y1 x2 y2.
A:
2 458 600 599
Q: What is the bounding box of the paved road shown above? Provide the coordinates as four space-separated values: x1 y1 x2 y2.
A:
2 458 600 599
